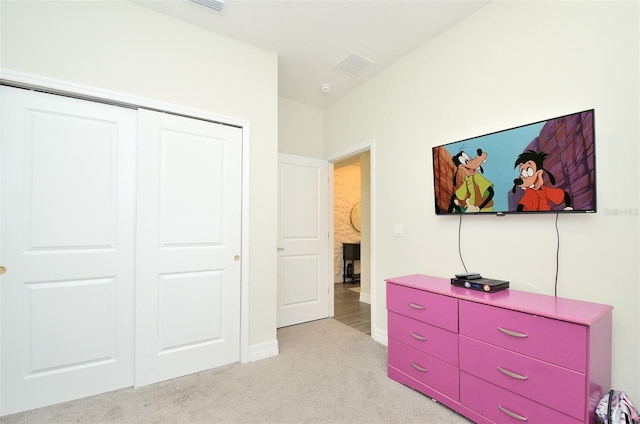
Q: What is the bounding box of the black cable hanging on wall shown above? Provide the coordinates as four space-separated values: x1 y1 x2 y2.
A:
554 213 560 297
457 213 562 297
458 215 468 273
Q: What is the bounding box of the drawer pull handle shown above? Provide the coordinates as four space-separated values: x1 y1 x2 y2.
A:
410 362 428 372
408 302 426 310
498 327 528 338
410 332 427 341
497 366 528 380
498 405 528 421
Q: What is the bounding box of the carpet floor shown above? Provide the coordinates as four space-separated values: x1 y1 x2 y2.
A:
1 318 471 424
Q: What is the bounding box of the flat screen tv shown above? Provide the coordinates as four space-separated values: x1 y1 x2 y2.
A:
432 109 596 215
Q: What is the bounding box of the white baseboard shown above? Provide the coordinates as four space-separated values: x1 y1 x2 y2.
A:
247 339 279 362
372 328 388 346
359 292 371 304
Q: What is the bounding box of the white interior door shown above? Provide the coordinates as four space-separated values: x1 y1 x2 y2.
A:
277 153 329 328
0 86 137 415
135 109 242 387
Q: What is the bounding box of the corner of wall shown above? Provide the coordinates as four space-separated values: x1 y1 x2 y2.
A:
371 328 388 347
247 339 279 363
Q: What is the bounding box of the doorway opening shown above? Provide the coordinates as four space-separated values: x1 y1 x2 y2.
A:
331 152 371 335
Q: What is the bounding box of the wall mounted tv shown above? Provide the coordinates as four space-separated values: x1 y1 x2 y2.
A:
432 109 596 215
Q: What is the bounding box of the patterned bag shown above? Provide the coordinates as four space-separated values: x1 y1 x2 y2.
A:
596 390 639 424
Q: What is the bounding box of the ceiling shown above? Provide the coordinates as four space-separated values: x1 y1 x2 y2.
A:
135 0 490 109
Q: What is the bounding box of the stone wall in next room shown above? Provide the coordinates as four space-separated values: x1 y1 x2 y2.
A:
333 162 361 283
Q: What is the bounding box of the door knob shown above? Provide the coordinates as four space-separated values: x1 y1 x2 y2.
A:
0 266 6 275
234 255 240 261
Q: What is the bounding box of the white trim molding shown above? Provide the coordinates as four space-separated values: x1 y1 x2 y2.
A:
247 340 279 362
327 139 377 343
372 329 388 347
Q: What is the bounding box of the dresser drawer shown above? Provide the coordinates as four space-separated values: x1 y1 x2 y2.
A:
459 300 587 372
387 283 458 332
388 311 458 366
459 336 586 419
461 372 582 424
388 340 459 401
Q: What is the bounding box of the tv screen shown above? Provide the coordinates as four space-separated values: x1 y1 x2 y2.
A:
432 109 596 215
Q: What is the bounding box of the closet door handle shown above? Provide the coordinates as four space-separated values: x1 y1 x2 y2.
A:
498 405 528 421
409 332 427 341
408 302 425 310
498 327 528 338
497 366 528 380
410 362 428 372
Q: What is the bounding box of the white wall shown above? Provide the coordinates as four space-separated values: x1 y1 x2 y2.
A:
0 1 279 348
278 97 324 158
324 0 639 400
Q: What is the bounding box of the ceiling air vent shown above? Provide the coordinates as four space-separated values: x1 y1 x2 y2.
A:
190 0 227 13
334 52 375 77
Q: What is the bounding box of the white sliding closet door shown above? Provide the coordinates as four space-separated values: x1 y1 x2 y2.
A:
0 86 137 415
135 110 242 387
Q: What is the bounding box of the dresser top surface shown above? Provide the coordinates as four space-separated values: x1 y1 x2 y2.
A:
386 274 612 325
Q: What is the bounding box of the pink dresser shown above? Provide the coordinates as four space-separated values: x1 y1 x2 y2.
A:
386 274 612 424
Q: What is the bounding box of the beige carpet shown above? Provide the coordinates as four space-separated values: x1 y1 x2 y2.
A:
1 319 471 424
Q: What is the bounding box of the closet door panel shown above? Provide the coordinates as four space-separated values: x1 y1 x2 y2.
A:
1 86 136 415
135 109 242 387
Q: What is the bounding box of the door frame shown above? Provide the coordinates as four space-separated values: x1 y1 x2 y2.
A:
327 139 380 343
0 69 253 364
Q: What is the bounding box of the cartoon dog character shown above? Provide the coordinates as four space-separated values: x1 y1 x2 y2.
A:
448 148 494 213
512 150 573 211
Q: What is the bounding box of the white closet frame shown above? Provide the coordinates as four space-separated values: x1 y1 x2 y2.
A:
0 69 253 364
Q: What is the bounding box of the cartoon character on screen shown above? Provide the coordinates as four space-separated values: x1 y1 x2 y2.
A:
448 148 494 213
512 150 573 211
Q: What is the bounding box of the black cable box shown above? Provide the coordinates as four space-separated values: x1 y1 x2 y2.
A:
451 277 509 293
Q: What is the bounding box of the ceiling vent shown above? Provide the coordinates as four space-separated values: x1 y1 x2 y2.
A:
190 0 227 13
334 53 375 77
